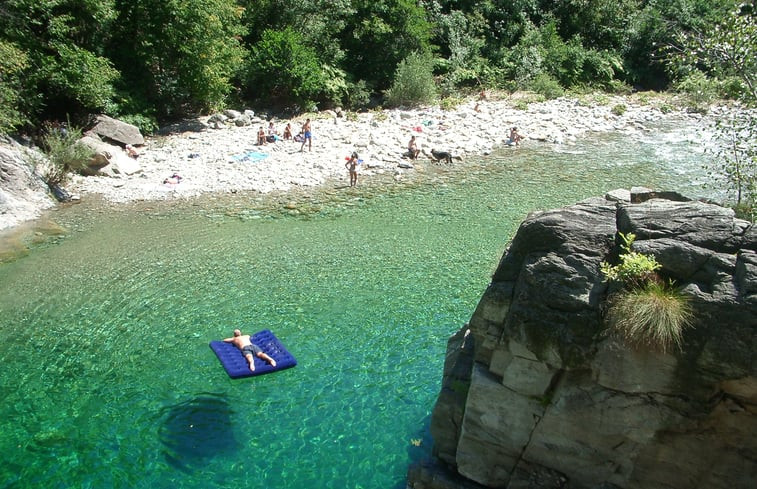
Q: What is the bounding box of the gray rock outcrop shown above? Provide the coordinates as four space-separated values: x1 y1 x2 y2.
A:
0 138 54 231
77 135 141 176
409 191 757 489
89 115 144 146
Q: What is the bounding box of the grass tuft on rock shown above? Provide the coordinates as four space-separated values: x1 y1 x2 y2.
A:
605 280 693 353
601 232 693 353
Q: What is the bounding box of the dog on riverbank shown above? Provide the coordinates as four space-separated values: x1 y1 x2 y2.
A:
429 149 462 164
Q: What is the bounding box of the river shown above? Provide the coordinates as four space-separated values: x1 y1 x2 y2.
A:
0 118 714 488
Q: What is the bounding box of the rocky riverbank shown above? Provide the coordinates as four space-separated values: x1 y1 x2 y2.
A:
68 93 701 204
1 92 709 232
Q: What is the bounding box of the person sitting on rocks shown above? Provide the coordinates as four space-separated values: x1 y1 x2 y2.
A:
267 122 278 143
407 135 420 159
507 127 523 146
257 126 266 145
283 123 293 140
125 144 139 159
163 173 182 185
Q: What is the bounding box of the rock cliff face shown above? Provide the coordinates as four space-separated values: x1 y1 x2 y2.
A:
408 191 757 489
0 137 54 231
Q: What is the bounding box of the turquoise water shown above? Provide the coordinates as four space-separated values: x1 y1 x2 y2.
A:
0 121 712 489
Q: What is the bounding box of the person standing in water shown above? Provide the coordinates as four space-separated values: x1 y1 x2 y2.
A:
345 152 359 187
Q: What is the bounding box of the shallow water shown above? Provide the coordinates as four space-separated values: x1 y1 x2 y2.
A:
0 119 714 488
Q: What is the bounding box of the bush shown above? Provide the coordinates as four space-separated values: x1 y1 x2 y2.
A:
607 79 633 95
611 104 627 116
370 109 388 123
343 79 371 110
675 71 718 113
440 96 464 111
529 74 564 100
384 52 437 107
733 202 755 222
600 232 661 288
39 124 93 186
717 76 746 100
117 113 159 136
605 281 693 353
601 231 693 352
513 100 531 111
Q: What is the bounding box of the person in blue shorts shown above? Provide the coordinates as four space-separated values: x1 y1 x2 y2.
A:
300 118 312 152
223 329 277 371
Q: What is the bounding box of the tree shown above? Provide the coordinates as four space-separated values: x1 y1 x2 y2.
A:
0 0 119 125
548 0 641 51
384 52 437 107
424 5 488 91
245 28 326 110
708 111 757 218
670 2 756 102
668 3 756 219
340 0 432 90
239 0 352 68
0 41 29 132
110 0 246 117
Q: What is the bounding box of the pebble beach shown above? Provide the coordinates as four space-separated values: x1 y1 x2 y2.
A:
67 93 703 204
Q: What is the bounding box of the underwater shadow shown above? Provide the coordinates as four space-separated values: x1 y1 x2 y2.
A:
158 392 240 472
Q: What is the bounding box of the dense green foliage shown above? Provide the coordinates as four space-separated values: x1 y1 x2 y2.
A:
0 0 751 133
109 0 247 119
385 52 438 107
245 28 326 111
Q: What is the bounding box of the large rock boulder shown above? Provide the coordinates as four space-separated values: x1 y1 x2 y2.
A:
409 191 757 489
0 137 54 231
78 135 141 177
89 115 144 146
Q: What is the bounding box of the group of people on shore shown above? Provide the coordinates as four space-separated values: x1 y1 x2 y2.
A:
252 105 524 189
257 118 312 152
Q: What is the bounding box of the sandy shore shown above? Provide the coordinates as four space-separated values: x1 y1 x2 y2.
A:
67 93 702 204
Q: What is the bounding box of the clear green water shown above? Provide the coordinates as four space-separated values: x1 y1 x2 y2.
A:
0 121 712 489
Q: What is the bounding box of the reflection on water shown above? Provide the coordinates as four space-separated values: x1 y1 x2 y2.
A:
0 122 715 488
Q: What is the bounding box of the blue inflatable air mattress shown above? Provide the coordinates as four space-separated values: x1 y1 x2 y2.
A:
209 329 297 379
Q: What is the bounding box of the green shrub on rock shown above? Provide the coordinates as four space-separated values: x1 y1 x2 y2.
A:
605 280 693 353
38 124 93 187
601 232 693 353
600 232 660 287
